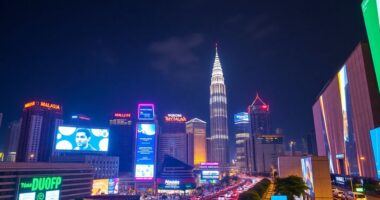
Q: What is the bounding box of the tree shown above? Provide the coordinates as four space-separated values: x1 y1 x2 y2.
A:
239 191 260 200
275 176 308 200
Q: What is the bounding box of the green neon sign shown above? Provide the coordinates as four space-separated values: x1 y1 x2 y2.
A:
18 176 62 200
362 0 380 92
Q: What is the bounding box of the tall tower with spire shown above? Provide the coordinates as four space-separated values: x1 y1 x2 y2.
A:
209 45 229 166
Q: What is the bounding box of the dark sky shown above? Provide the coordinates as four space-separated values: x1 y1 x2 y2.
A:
0 1 368 154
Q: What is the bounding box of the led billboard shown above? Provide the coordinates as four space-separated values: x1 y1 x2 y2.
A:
18 176 62 200
138 104 155 120
135 123 156 180
301 157 314 198
55 126 109 152
370 127 380 179
92 179 109 195
91 178 119 195
362 0 380 91
201 170 220 180
234 112 249 123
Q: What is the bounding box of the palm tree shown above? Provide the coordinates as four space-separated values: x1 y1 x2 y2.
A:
275 176 308 200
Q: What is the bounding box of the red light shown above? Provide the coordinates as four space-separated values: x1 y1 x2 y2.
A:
262 105 268 109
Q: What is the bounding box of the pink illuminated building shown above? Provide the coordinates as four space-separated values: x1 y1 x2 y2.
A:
312 42 380 178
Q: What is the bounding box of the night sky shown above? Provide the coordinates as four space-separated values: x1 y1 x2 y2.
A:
0 1 368 155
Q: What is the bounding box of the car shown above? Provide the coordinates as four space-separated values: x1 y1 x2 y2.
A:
333 189 344 198
344 191 367 200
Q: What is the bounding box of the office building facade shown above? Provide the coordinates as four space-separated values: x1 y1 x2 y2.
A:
186 118 207 166
312 42 380 178
16 101 63 162
158 114 188 166
248 93 271 135
234 112 251 173
209 46 229 167
5 119 22 162
109 112 134 173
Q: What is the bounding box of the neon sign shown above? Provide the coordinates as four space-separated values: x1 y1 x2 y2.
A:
40 102 61 110
114 113 131 118
18 176 62 200
24 101 36 109
24 101 61 111
164 114 187 122
138 104 155 120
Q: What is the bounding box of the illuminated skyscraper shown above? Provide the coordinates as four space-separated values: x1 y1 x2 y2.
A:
209 45 229 166
248 93 270 135
186 118 207 165
234 112 251 173
158 114 188 166
16 101 63 162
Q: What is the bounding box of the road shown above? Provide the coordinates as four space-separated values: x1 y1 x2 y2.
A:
201 177 262 200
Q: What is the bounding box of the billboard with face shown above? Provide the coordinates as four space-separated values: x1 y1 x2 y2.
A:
55 126 109 152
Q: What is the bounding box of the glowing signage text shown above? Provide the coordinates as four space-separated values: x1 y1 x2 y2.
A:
164 114 187 122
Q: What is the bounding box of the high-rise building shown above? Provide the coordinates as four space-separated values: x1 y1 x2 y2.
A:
158 114 188 166
247 94 271 174
6 119 22 162
248 93 271 135
109 112 134 173
209 46 229 167
186 118 207 165
16 101 63 162
206 137 211 162
234 112 251 173
312 42 380 178
252 134 284 174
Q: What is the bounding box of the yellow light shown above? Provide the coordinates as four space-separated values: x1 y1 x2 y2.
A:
24 101 36 109
360 156 366 161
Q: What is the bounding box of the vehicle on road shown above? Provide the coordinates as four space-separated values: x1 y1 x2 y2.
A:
332 188 344 198
344 191 367 200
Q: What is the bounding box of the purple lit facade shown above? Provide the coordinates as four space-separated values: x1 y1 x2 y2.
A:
312 42 380 178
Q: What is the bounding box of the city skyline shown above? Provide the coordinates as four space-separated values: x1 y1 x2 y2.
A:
0 1 369 151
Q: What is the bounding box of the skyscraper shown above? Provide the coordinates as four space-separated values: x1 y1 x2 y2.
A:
234 112 251 173
186 118 207 165
6 119 22 162
109 112 134 173
158 114 188 166
209 45 229 166
16 101 63 162
248 93 270 135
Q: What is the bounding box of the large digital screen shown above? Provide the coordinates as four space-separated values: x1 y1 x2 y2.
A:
18 176 62 200
201 170 220 180
301 157 314 198
91 178 119 196
55 126 109 152
92 179 109 195
362 0 380 92
135 123 156 180
234 112 249 123
370 127 380 179
138 104 155 120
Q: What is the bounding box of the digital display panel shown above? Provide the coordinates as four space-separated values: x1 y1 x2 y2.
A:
135 123 156 180
201 170 220 180
18 176 62 200
55 126 109 152
234 112 249 123
362 0 380 92
301 157 314 198
91 178 119 196
370 127 380 179
108 178 119 194
257 136 283 144
92 179 109 195
138 104 155 120
157 179 196 190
